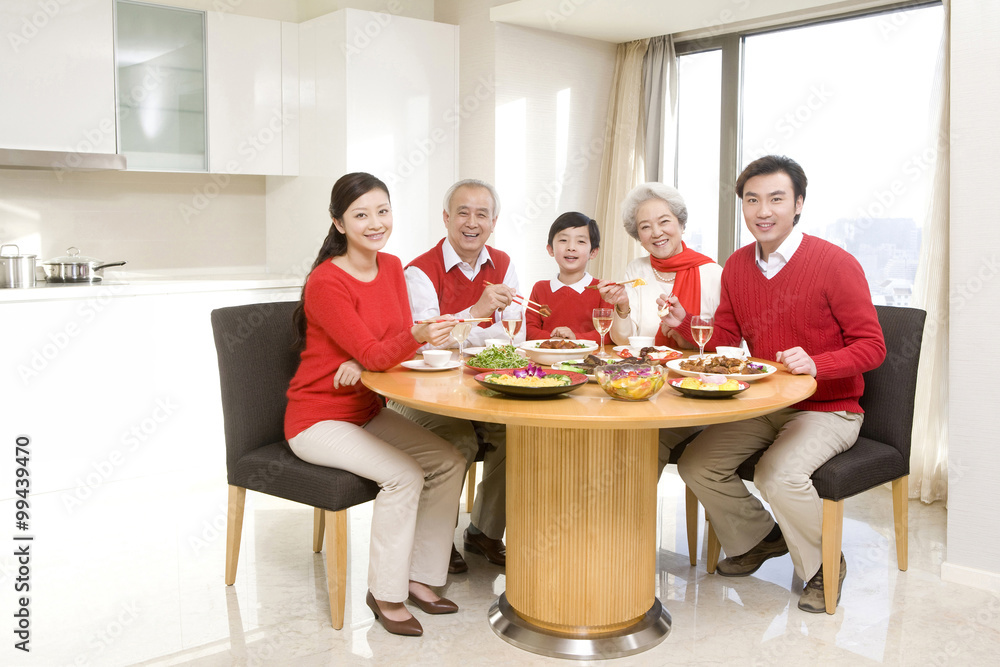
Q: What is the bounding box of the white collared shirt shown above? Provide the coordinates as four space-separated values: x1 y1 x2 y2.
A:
404 238 522 348
755 228 803 279
549 272 593 294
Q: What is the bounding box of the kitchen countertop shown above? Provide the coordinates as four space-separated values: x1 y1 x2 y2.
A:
0 272 303 303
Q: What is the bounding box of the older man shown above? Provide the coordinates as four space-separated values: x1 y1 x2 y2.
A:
390 178 521 573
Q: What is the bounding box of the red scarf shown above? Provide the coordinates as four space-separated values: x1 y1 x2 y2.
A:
651 242 714 346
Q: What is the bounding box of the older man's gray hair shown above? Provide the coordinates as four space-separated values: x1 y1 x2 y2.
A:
620 182 688 241
443 179 502 219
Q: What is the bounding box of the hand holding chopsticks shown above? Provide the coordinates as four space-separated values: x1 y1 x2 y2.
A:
413 317 493 324
484 282 552 317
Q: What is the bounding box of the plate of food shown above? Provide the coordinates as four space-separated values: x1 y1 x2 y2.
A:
668 376 750 398
664 355 776 382
519 339 599 365
550 355 634 382
400 359 462 372
612 345 683 364
464 344 530 373
474 364 588 397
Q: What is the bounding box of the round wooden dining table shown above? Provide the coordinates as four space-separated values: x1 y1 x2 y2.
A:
363 355 816 660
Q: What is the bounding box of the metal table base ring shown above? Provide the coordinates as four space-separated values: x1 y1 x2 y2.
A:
488 594 671 660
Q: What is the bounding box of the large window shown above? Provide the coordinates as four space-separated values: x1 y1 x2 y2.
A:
674 2 944 305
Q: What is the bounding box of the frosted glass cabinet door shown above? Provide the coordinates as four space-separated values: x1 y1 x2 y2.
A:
115 1 207 171
0 0 116 153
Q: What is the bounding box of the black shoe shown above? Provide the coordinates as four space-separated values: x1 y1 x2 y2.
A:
448 544 468 574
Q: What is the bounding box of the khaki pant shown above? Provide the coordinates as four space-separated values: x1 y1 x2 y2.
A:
388 401 507 540
678 408 863 581
288 409 465 602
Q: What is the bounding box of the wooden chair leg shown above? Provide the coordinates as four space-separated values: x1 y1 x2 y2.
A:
465 462 477 512
324 509 348 629
892 475 908 571
822 498 845 614
706 518 721 574
685 486 699 566
313 507 326 553
226 485 246 586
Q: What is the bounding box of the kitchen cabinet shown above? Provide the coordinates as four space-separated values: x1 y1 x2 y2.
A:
115 0 208 171
0 0 117 155
206 13 298 176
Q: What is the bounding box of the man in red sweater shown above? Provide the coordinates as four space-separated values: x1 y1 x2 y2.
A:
390 179 518 574
663 155 886 612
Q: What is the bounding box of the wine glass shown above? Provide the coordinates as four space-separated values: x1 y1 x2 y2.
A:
691 315 714 359
592 308 613 358
501 313 523 348
451 321 473 359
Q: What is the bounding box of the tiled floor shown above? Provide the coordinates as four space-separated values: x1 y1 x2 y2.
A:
3 469 998 667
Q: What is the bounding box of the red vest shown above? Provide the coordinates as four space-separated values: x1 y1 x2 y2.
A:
407 239 511 327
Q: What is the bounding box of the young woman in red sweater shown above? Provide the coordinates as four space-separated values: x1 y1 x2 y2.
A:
285 172 466 637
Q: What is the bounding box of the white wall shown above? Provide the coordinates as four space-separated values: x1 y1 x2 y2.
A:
944 0 1000 590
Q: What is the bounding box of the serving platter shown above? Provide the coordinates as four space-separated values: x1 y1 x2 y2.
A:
668 377 750 398
664 358 777 382
473 369 588 397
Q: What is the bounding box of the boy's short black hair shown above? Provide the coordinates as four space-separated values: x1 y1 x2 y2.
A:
547 212 600 249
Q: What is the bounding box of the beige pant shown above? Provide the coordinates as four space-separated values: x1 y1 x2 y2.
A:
388 401 507 540
678 408 863 581
288 409 465 602
657 426 703 477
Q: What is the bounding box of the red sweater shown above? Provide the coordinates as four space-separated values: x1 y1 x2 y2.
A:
526 277 613 342
284 254 420 438
677 234 885 413
407 239 511 329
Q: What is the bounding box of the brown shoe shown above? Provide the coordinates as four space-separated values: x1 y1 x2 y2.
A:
798 553 847 613
365 591 423 636
716 534 788 577
408 592 459 614
463 528 505 566
448 544 468 574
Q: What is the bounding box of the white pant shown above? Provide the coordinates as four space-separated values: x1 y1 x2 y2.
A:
288 409 465 602
678 408 863 580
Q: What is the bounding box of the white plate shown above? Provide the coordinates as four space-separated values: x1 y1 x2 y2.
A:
612 344 680 358
664 358 777 382
519 339 600 365
400 359 462 372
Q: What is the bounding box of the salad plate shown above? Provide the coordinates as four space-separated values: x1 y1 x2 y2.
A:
474 368 588 398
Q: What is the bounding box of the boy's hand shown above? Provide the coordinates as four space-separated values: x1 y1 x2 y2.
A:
470 283 514 318
333 359 364 389
551 326 575 339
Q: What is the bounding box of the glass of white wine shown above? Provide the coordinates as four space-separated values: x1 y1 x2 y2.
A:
691 315 714 359
451 321 473 358
501 315 522 348
592 308 613 358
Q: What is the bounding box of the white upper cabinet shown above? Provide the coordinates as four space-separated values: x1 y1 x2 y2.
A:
206 12 290 175
0 0 117 154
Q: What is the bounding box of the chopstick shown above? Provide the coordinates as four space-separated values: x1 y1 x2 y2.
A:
483 281 550 317
413 317 493 324
584 278 645 289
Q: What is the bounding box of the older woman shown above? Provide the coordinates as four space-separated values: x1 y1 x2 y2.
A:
599 183 723 349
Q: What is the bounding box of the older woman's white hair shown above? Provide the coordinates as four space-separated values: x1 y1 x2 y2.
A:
443 178 501 219
620 182 688 240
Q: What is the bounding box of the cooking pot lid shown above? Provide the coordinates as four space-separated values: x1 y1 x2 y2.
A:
43 247 101 265
1 244 36 259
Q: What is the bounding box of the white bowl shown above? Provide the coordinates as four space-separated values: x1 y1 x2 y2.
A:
519 339 599 366
715 346 747 359
422 350 453 367
485 338 510 348
628 335 655 349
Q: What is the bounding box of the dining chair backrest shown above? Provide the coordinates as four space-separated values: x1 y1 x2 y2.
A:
211 300 300 483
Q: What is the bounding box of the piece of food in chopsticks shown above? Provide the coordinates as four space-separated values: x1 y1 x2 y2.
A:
585 277 646 289
678 355 767 375
467 345 529 369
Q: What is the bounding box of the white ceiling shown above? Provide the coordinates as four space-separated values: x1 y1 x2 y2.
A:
489 0 900 43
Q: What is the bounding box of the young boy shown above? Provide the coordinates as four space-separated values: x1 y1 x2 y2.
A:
526 212 612 342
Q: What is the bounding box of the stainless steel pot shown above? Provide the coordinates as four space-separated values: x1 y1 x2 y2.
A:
0 244 37 288
42 247 127 283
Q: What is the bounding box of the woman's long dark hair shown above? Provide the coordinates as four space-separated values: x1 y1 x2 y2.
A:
292 172 391 351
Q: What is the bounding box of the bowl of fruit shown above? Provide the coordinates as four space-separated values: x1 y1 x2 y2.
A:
594 363 665 401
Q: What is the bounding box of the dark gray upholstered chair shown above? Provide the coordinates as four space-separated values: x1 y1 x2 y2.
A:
688 305 926 613
211 301 378 629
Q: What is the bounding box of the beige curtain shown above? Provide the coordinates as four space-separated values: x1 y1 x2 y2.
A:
642 35 677 184
594 39 649 279
909 0 950 504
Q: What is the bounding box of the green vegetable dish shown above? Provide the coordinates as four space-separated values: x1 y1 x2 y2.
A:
466 345 529 369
